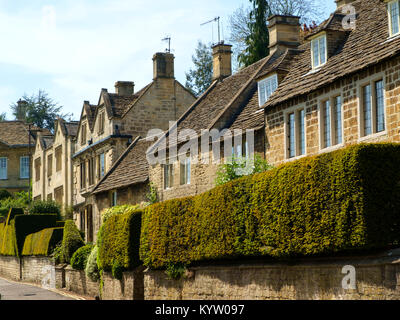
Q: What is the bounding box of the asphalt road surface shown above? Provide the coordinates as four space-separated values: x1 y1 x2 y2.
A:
0 277 75 300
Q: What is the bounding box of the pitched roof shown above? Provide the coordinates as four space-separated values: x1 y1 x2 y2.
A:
92 137 152 194
264 0 400 109
0 121 49 147
57 118 79 137
149 48 296 153
39 135 55 150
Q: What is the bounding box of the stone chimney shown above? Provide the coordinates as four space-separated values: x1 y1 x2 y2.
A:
267 15 301 55
153 52 175 79
335 0 355 8
115 81 134 95
212 42 232 81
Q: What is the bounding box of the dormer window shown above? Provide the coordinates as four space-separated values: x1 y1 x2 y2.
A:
388 0 400 37
311 34 327 69
258 74 278 107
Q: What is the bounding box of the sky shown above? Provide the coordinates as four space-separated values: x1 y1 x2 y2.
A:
0 0 336 121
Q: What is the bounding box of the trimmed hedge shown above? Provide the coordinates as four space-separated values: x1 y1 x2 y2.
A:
0 221 17 256
61 220 85 264
14 214 57 255
98 207 143 273
71 244 94 270
140 144 400 269
22 228 64 256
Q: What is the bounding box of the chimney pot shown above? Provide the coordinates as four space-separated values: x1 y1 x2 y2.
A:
212 42 232 81
115 81 135 95
153 52 175 79
267 15 301 55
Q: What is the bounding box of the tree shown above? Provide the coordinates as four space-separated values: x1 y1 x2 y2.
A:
185 41 213 97
0 113 6 122
230 0 323 68
238 0 271 67
10 90 72 132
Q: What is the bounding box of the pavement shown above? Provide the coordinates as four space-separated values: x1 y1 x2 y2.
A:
0 277 82 300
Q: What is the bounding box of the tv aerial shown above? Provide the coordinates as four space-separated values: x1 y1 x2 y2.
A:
201 16 223 45
162 36 171 53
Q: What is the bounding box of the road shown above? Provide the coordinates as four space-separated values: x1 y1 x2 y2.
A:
0 277 76 300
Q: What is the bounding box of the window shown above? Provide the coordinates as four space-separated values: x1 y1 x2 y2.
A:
98 112 105 134
47 154 53 177
55 146 62 172
180 157 191 185
54 186 63 204
361 80 386 137
0 158 7 180
88 157 95 186
163 163 174 189
258 74 278 106
287 109 306 159
334 96 343 145
98 153 105 178
320 96 343 149
389 0 400 37
80 161 86 189
20 156 30 179
81 123 87 145
111 191 117 207
311 34 327 69
34 158 41 182
47 193 52 201
323 100 332 148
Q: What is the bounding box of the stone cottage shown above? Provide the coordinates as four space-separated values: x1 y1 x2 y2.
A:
0 120 49 194
262 0 400 164
32 118 78 210
72 52 196 242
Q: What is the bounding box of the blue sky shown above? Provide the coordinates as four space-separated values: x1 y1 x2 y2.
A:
0 0 336 120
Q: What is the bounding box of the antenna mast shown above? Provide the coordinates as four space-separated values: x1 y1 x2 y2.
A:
162 36 171 53
201 16 222 44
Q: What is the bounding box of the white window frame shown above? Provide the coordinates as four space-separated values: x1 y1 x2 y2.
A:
258 74 278 107
311 34 327 69
163 162 174 190
358 77 387 140
388 0 400 37
180 157 191 185
20 156 30 179
319 94 344 151
0 158 7 180
284 106 307 160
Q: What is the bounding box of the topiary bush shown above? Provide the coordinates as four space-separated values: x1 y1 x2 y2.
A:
140 143 400 269
22 227 63 256
85 245 100 282
98 207 143 273
0 220 17 256
61 220 85 264
71 244 94 270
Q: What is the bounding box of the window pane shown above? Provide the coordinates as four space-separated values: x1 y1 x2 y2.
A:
20 156 29 179
375 80 385 133
334 96 343 145
312 39 319 68
299 110 305 156
0 158 7 180
258 82 266 106
324 101 331 148
319 37 326 65
390 1 400 35
289 113 296 158
186 158 191 184
363 85 372 136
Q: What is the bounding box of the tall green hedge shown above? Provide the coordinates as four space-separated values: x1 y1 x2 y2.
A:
61 220 85 264
22 227 64 256
98 208 143 273
14 214 57 255
0 221 17 256
140 143 400 269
